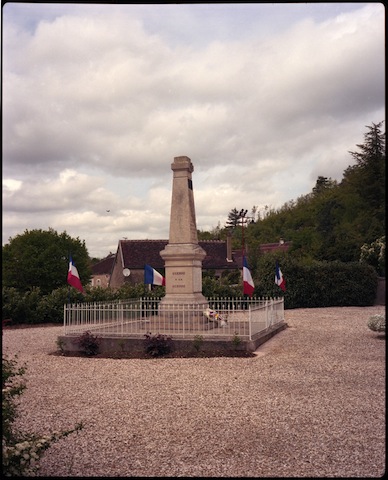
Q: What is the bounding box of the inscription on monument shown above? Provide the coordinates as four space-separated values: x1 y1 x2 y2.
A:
172 271 186 289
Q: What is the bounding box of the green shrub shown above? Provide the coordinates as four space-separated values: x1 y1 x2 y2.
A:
56 337 66 354
193 335 204 352
73 331 101 356
360 236 385 277
367 314 386 332
84 285 118 303
232 332 242 349
2 287 42 326
144 332 173 357
2 355 83 476
37 287 70 324
2 355 26 443
202 275 241 298
255 252 378 309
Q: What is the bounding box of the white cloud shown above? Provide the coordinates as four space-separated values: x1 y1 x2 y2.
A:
2 3 385 257
3 179 22 192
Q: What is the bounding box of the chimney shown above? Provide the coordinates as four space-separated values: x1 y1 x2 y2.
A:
226 231 233 262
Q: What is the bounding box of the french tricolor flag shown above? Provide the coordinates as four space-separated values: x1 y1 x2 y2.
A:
144 264 165 286
243 256 255 297
275 261 286 292
67 256 84 293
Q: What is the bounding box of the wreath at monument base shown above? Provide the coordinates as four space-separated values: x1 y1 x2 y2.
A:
203 307 228 327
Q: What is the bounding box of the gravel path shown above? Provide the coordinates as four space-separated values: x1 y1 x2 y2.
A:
2 306 385 477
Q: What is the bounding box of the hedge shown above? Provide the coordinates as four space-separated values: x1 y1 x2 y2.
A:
2 260 379 326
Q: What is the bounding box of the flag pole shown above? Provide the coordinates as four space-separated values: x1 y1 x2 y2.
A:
67 252 71 305
239 209 248 296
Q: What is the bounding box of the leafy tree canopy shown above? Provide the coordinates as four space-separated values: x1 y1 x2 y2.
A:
2 229 91 295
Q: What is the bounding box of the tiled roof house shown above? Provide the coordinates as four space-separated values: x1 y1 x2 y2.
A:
90 253 115 288
91 238 292 289
259 241 292 253
109 239 239 288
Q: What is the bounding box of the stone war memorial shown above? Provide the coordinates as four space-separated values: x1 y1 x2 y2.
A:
60 155 286 356
158 156 210 328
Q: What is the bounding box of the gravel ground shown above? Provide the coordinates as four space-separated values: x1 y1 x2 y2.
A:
2 306 385 477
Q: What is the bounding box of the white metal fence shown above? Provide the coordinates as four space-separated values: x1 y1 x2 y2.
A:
63 296 284 340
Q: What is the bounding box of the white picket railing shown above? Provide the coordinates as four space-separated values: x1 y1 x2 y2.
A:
63 297 284 340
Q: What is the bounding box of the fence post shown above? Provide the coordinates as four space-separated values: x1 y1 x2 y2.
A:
249 305 252 340
121 302 124 336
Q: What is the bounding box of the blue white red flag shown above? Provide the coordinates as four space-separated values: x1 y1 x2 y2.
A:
275 261 286 291
67 256 84 293
243 256 255 297
144 264 165 286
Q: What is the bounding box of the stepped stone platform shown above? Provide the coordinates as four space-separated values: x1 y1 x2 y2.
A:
58 320 287 356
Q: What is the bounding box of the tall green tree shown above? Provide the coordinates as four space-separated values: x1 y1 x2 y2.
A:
225 207 242 229
343 121 385 220
2 229 90 295
312 176 337 196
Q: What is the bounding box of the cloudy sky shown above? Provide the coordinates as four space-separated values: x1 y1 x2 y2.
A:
2 2 385 259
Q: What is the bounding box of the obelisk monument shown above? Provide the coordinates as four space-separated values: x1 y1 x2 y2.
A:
159 156 208 309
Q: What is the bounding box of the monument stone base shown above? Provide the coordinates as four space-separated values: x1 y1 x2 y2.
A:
158 295 217 331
